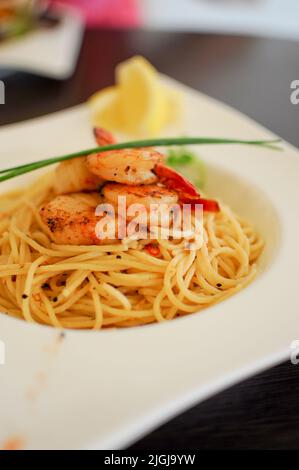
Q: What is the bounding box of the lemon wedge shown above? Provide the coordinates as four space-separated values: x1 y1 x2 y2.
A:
88 56 180 136
88 86 123 131
116 56 169 135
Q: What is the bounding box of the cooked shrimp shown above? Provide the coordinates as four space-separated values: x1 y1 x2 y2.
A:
40 192 117 245
86 148 164 185
102 183 178 212
53 158 102 195
54 127 117 195
103 183 179 233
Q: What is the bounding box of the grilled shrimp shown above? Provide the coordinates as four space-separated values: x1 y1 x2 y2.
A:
102 183 179 233
86 148 164 185
53 128 117 195
53 158 102 195
40 192 117 245
103 183 178 211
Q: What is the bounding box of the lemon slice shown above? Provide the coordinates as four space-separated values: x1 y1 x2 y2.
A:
87 56 181 136
116 56 169 135
88 86 123 130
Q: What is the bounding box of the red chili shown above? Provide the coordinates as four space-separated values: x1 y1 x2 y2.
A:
145 244 161 257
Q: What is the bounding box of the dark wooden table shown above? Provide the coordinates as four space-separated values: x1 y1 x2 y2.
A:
1 29 299 450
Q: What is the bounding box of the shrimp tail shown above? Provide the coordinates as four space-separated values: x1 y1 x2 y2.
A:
154 163 219 212
93 127 117 146
154 163 199 197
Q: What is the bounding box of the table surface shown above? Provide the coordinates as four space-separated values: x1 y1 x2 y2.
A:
1 29 299 450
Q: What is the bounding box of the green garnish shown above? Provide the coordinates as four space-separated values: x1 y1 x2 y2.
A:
0 136 281 183
166 146 206 189
167 147 195 166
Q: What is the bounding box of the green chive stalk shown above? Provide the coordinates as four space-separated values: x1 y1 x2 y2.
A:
0 136 281 183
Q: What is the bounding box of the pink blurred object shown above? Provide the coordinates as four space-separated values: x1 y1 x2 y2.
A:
49 0 141 27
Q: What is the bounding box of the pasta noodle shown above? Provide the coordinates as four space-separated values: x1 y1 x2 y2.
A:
0 172 263 329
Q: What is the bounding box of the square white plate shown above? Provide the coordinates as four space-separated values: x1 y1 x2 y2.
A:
0 5 84 79
0 78 298 450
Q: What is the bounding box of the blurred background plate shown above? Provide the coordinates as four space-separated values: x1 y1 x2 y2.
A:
141 0 299 41
0 4 84 79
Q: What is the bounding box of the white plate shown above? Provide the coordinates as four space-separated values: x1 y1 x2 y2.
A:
0 5 84 79
0 78 298 450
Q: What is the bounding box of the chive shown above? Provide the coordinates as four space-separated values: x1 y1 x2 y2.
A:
0 136 281 183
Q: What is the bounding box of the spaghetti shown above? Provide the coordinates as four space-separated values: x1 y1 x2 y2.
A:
0 171 263 329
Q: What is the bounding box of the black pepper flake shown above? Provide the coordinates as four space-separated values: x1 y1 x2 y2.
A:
42 282 51 290
216 283 222 288
116 255 121 259
22 294 28 299
12 275 16 282
52 296 58 302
